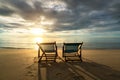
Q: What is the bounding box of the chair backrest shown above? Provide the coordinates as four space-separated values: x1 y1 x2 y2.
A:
63 43 83 53
37 42 57 52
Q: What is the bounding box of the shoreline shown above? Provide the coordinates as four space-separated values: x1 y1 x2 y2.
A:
0 47 120 50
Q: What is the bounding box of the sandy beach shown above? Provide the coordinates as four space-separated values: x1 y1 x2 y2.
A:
0 48 120 80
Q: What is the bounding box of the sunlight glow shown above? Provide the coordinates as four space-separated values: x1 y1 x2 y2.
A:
34 45 39 50
34 37 43 43
34 37 43 50
41 21 54 25
30 28 46 35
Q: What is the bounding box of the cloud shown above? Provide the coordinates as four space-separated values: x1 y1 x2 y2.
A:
109 2 120 20
0 6 14 16
0 0 120 33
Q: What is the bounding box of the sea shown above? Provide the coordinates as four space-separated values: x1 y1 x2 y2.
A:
0 42 120 49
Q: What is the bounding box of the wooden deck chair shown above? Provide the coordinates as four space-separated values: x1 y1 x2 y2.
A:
37 42 58 62
62 42 83 62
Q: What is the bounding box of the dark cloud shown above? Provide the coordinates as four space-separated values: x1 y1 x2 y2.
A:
0 0 120 33
0 22 24 29
8 23 24 27
0 6 14 16
108 26 120 32
7 0 42 20
109 3 120 20
63 0 111 10
0 23 10 28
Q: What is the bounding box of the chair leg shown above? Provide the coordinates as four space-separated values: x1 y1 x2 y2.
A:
38 53 44 63
44 53 47 63
79 53 82 62
38 57 41 63
80 56 82 62
65 56 67 62
54 53 57 62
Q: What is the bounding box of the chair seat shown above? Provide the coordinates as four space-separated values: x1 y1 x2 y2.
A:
64 53 77 56
44 50 56 53
64 50 78 53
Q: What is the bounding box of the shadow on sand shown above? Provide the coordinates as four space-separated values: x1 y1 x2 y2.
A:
26 56 120 80
67 60 120 80
38 61 85 80
37 59 120 80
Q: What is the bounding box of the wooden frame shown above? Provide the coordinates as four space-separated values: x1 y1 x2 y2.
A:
62 42 83 62
37 42 58 62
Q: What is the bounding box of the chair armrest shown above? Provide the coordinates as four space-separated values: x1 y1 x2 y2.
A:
62 46 65 57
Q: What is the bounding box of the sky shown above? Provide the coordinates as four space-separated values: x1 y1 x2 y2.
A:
0 0 120 47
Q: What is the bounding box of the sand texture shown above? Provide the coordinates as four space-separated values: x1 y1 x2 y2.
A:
0 49 120 80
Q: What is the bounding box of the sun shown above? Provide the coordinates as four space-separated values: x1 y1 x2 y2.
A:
30 28 46 35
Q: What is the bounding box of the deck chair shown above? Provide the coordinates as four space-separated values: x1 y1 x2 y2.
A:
62 42 83 62
37 42 58 62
